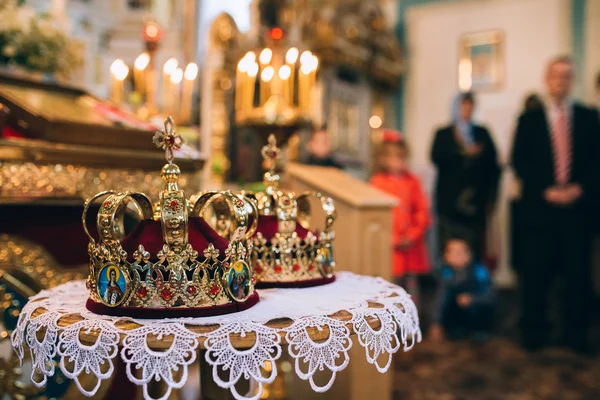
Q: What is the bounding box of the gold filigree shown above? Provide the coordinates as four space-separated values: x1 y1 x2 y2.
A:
244 135 337 284
0 162 199 201
0 235 87 399
85 118 257 310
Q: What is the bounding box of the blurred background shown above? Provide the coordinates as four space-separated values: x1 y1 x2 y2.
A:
1 0 600 399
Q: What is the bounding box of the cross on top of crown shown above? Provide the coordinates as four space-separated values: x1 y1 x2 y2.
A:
153 116 184 164
261 134 280 175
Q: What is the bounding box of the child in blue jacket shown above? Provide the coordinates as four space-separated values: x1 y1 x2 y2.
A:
429 237 494 341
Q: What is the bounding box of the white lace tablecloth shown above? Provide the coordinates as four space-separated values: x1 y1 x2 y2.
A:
11 272 421 400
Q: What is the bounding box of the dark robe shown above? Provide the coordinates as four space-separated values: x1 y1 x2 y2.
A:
511 103 600 350
431 124 501 258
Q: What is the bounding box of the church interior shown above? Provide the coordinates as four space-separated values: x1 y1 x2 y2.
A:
1 0 600 399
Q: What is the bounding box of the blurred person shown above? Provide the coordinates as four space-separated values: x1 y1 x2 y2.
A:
511 55 600 353
429 237 494 342
511 92 544 273
596 72 600 109
430 92 501 261
370 130 430 297
305 124 342 168
523 93 544 112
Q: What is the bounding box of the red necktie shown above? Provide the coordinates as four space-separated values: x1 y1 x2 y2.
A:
551 107 571 185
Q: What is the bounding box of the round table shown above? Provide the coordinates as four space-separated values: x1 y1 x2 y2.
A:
12 272 421 400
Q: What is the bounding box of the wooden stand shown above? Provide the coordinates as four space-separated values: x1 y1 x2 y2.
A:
285 163 397 281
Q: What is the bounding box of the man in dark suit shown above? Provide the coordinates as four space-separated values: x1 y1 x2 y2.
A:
511 55 600 353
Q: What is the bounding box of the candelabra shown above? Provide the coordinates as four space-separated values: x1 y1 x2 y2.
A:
108 21 199 126
234 27 319 144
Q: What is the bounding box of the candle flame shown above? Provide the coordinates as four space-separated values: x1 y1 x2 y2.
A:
286 47 299 64
184 62 198 80
110 59 129 81
170 68 183 84
238 58 249 73
247 62 259 78
259 48 272 65
244 51 256 63
134 53 150 71
311 55 319 72
163 58 178 75
261 66 274 82
278 65 291 80
300 51 313 66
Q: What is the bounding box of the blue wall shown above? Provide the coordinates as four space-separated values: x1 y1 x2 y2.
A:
572 0 586 98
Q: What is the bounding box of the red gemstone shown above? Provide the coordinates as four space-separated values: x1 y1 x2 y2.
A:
186 286 197 295
292 264 300 272
160 288 172 301
169 200 179 209
103 201 111 208
308 263 315 272
210 285 220 296
255 266 263 274
252 276 257 285
137 287 148 298
166 135 175 145
274 265 282 274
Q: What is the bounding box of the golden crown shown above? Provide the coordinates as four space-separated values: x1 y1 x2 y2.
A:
243 135 336 287
82 118 258 317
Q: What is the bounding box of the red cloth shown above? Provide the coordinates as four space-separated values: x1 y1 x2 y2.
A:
120 217 229 261
370 172 431 277
256 275 335 289
1 205 91 267
86 291 260 318
254 215 310 241
2 126 24 138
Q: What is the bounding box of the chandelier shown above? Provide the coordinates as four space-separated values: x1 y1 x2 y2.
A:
235 28 319 130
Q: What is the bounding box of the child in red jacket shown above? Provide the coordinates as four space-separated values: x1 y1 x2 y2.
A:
370 130 431 290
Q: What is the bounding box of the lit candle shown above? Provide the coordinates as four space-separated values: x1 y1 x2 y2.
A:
236 52 256 112
162 58 178 115
260 66 274 105
181 62 198 124
169 67 183 121
278 65 291 105
285 48 298 106
246 62 259 110
299 62 311 111
236 58 248 111
134 53 150 97
110 59 129 106
309 55 319 93
259 48 272 65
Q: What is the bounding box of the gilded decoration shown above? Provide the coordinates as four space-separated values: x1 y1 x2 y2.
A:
304 0 403 87
0 234 87 399
84 117 257 312
0 161 199 201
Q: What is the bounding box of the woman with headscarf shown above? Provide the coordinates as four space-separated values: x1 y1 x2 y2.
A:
430 92 501 261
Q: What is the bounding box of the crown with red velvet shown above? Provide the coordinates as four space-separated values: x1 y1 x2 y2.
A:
243 135 336 288
83 117 258 318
